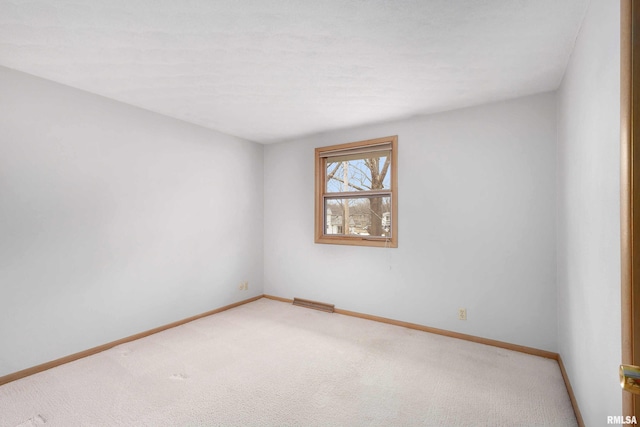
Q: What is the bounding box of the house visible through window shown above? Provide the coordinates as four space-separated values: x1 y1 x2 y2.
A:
315 136 397 248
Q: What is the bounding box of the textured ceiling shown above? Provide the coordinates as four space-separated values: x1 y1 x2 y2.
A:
0 0 589 144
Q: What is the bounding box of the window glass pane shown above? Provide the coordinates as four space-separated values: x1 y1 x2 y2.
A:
326 151 391 193
325 196 392 237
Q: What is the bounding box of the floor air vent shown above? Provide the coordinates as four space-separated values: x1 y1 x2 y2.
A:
292 298 335 313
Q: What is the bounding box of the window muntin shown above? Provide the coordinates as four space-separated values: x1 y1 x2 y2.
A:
315 136 397 247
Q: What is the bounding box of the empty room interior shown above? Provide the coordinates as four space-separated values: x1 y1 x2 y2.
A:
0 0 626 425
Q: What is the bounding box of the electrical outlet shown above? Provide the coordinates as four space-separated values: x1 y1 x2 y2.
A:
244 281 249 290
238 282 244 290
458 308 467 320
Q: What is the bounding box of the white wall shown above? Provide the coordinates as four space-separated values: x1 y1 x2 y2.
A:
264 92 558 351
556 0 621 423
0 66 264 377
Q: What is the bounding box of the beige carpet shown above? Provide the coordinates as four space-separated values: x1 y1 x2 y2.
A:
0 298 577 426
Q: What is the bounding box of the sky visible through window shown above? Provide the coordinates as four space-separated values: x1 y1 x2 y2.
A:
326 154 390 193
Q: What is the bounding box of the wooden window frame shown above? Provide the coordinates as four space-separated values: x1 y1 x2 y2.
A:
621 0 639 417
314 135 398 248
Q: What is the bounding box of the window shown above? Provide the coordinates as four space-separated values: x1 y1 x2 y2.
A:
315 135 397 248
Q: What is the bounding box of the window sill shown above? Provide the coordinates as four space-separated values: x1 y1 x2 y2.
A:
315 235 397 248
